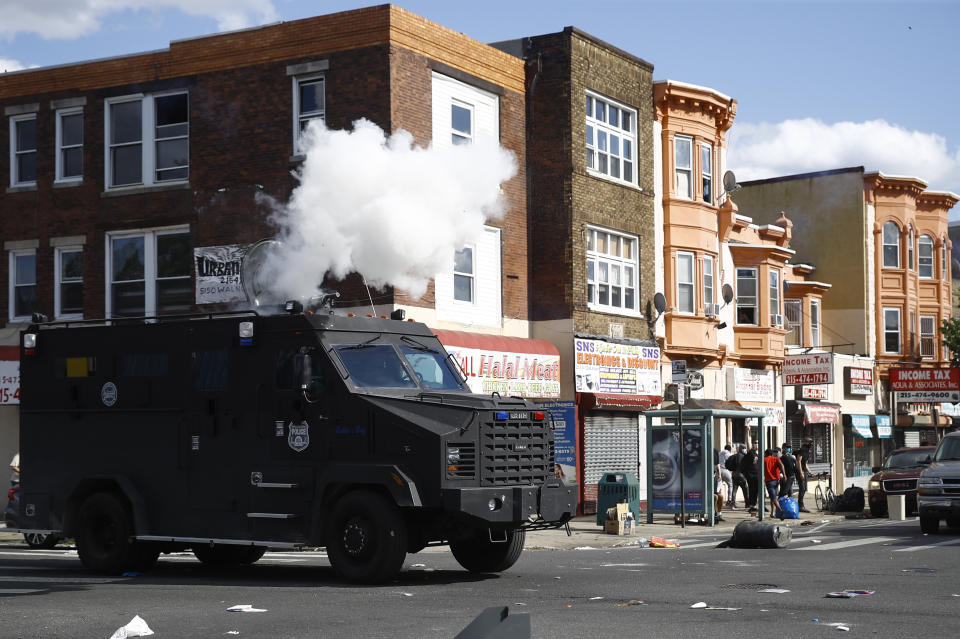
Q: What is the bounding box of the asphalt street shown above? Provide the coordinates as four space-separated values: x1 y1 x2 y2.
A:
0 517 958 638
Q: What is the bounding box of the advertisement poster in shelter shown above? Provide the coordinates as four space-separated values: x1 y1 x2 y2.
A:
574 338 660 396
538 400 577 486
650 427 704 511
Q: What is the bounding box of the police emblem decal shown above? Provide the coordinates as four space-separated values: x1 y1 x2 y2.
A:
288 421 310 452
101 382 118 407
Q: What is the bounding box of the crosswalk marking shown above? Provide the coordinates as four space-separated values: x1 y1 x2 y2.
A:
794 536 897 551
892 537 960 552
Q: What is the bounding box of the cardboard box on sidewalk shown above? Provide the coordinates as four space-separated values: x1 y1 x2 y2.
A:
603 503 635 535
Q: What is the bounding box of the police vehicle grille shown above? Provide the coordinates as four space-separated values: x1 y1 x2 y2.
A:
447 443 477 479
480 417 553 486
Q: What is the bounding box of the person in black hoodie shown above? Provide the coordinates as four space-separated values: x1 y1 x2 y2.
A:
739 443 760 513
726 445 748 509
779 443 799 498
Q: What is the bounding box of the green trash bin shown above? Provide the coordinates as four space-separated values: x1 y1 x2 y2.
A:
596 472 640 526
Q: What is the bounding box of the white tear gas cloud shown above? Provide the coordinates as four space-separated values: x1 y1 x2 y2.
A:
0 0 279 39
728 118 960 194
264 118 517 302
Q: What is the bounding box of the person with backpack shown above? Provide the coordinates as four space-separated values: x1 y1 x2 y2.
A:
779 443 798 498
726 445 747 509
763 448 787 519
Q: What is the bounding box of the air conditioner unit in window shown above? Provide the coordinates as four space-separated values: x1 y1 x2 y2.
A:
772 314 784 328
705 304 716 318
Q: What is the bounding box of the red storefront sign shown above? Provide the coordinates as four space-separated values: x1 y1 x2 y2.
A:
889 368 960 392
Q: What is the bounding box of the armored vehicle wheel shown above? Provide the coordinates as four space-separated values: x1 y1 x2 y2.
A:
450 528 525 573
76 492 137 574
193 544 267 566
920 513 940 534
326 490 407 583
24 532 61 549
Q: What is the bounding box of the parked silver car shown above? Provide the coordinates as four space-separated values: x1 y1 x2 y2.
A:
917 431 960 534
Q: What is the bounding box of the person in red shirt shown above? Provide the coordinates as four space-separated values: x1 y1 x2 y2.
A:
763 449 787 519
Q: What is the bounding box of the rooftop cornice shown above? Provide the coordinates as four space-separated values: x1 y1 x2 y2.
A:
865 172 928 198
653 80 737 132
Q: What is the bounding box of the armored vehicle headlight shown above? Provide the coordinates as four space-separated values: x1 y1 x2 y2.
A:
447 447 461 464
23 332 37 355
238 322 255 346
488 496 504 511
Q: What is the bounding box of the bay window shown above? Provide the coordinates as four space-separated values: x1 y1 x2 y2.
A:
676 252 694 314
882 221 900 268
735 267 757 325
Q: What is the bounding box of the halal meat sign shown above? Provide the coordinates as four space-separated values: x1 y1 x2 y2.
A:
889 368 960 392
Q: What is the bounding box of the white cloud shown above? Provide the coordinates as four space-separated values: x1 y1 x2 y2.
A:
0 0 279 39
0 57 28 72
728 118 960 194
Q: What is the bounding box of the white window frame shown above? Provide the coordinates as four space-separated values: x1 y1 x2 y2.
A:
586 226 640 315
883 307 901 354
676 251 695 314
293 74 325 153
55 107 83 183
674 135 693 199
453 244 475 304
882 221 900 268
701 142 713 205
810 299 821 348
105 227 190 318
8 249 37 322
735 267 758 325
920 315 936 359
784 298 802 346
450 99 473 146
918 234 934 278
703 255 715 312
908 225 914 270
769 269 781 326
105 92 189 189
55 246 84 319
942 237 947 279
10 114 37 187
585 91 637 186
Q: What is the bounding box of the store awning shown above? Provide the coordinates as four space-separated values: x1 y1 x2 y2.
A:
432 329 559 356
791 400 841 426
579 392 660 412
874 415 892 439
846 414 873 438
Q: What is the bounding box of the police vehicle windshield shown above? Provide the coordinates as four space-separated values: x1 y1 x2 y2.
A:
334 343 466 391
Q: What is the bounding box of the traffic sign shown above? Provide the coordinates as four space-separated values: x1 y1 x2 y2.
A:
676 382 685 406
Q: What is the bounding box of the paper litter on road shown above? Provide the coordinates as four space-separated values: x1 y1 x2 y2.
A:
758 588 790 593
108 615 154 638
835 627 850 632
825 590 874 598
650 536 679 548
690 602 707 608
574 546 597 550
225 633 240 636
705 606 741 610
589 596 604 600
227 605 267 612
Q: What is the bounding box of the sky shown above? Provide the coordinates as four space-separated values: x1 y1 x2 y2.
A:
2 0 959 213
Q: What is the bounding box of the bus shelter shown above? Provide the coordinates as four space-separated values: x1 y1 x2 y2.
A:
645 404 768 526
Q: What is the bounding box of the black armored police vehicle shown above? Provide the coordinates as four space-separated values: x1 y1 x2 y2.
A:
15 303 576 582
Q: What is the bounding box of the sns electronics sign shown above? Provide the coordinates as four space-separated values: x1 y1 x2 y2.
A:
783 352 834 386
574 338 661 396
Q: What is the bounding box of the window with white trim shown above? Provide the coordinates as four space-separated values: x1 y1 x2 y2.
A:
703 255 715 313
882 221 900 268
735 267 757 325
585 92 636 185
908 225 914 270
919 234 934 278
293 75 325 152
920 315 936 359
701 143 713 204
453 245 474 303
9 250 36 320
883 307 900 354
769 270 781 326
676 252 694 314
10 114 37 186
55 247 83 319
56 108 83 182
106 92 188 188
586 227 638 314
942 237 947 279
107 229 191 317
784 299 802 346
674 135 692 199
810 299 821 347
451 100 473 146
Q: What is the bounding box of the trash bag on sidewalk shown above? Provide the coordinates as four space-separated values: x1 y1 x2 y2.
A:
778 496 799 519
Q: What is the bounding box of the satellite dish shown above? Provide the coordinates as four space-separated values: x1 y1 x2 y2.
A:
721 283 734 305
653 292 667 315
722 170 739 194
241 238 286 307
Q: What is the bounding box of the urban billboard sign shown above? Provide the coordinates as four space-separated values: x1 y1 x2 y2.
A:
889 368 960 392
844 366 873 395
783 353 834 386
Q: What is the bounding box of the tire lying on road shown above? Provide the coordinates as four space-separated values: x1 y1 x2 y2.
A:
721 520 792 549
450 528 525 573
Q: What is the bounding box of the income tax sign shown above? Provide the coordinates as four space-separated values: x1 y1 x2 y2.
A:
783 352 834 386
889 368 960 392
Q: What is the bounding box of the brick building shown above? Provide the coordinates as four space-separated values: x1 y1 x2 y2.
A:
0 4 553 474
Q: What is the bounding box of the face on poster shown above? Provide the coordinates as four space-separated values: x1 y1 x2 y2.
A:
538 400 577 486
650 427 704 511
